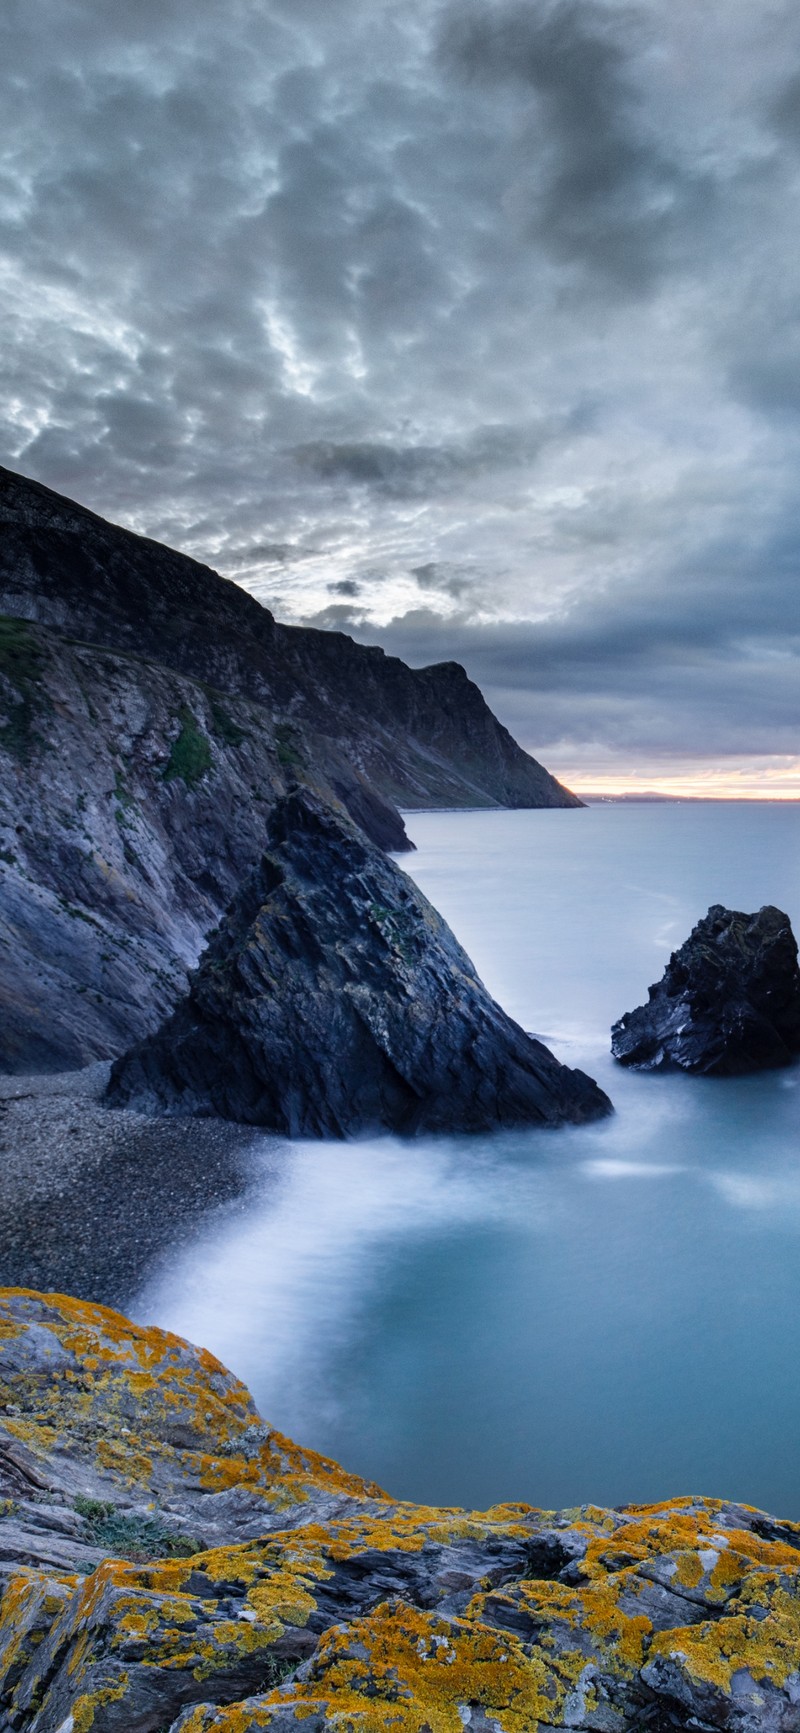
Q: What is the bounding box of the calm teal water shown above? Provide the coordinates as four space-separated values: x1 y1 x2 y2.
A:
135 803 800 1517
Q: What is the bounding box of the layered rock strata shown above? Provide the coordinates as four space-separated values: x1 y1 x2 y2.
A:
108 788 610 1134
0 463 582 1072
0 1288 798 1733
611 903 800 1074
0 463 579 819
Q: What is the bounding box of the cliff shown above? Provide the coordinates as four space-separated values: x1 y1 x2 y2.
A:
0 1287 796 1733
107 789 610 1134
0 464 578 817
0 614 409 1071
0 464 580 1072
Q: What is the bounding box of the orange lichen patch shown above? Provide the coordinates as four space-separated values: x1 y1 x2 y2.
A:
474 1570 651 1677
170 1709 280 1732
247 1579 318 1629
577 1582 651 1671
274 1600 570 1733
152 1617 290 1682
286 1507 533 1561
0 1569 75 1701
258 1428 388 1504
94 1434 155 1482
113 1606 160 1642
673 1551 705 1589
0 1289 386 1516
130 1503 534 1610
72 1672 129 1733
581 1506 800 1595
2 1417 60 1454
581 1505 618 1530
620 1496 726 1519
649 1571 800 1695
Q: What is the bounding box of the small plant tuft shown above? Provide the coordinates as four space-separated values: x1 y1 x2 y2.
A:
74 1495 201 1561
275 720 304 769
0 616 47 761
210 700 247 747
163 706 213 787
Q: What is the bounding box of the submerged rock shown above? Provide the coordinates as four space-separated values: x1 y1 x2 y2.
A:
612 902 800 1074
1 1287 800 1733
107 788 610 1134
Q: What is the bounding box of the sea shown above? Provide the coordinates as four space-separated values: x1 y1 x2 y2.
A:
134 801 800 1518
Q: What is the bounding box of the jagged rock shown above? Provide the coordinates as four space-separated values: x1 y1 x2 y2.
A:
0 1290 799 1733
611 903 800 1074
0 465 584 1072
0 464 580 816
107 788 610 1135
0 1289 384 1587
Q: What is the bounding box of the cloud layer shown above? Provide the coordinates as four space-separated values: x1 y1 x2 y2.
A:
2 0 800 785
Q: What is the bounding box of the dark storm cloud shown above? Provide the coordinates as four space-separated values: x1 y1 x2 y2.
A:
360 606 800 761
344 512 800 761
412 563 475 600
3 0 800 777
439 0 715 291
291 421 567 499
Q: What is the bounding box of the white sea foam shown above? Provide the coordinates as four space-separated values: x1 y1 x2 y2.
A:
135 802 800 1516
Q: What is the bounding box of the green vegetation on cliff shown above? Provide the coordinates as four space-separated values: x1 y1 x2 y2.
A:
0 615 45 761
163 706 213 787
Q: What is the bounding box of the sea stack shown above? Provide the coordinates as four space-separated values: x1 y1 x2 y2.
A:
611 903 800 1074
108 787 611 1135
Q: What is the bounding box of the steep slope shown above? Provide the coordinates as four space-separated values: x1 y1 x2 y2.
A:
108 788 610 1134
0 618 356 1070
0 463 580 819
0 464 582 1073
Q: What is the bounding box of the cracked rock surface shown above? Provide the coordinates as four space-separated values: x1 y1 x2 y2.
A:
0 1290 798 1733
611 903 800 1075
107 788 610 1136
0 462 580 1072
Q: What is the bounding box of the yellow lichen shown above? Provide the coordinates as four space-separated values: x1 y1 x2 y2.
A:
71 1671 129 1733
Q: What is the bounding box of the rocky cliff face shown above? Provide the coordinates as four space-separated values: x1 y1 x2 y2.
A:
108 789 610 1134
0 464 579 818
611 904 800 1074
0 618 409 1072
0 1288 797 1733
0 463 581 1072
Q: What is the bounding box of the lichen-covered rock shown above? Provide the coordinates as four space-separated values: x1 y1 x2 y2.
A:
1 1289 800 1733
611 903 800 1074
0 1288 385 1583
107 789 611 1135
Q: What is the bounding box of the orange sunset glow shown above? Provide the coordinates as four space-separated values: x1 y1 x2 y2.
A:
559 757 800 801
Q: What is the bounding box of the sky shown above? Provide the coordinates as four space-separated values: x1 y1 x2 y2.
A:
2 0 800 796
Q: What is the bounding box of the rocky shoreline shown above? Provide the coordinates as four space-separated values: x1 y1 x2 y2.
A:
0 1286 796 1733
0 1066 261 1307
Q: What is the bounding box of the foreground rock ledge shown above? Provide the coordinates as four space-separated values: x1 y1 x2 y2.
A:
0 1289 798 1733
108 787 610 1135
612 902 800 1075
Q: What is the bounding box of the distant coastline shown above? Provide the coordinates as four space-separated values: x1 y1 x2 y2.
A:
577 792 800 804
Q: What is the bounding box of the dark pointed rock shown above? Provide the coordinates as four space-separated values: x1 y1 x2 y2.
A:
611 903 800 1074
107 789 611 1135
